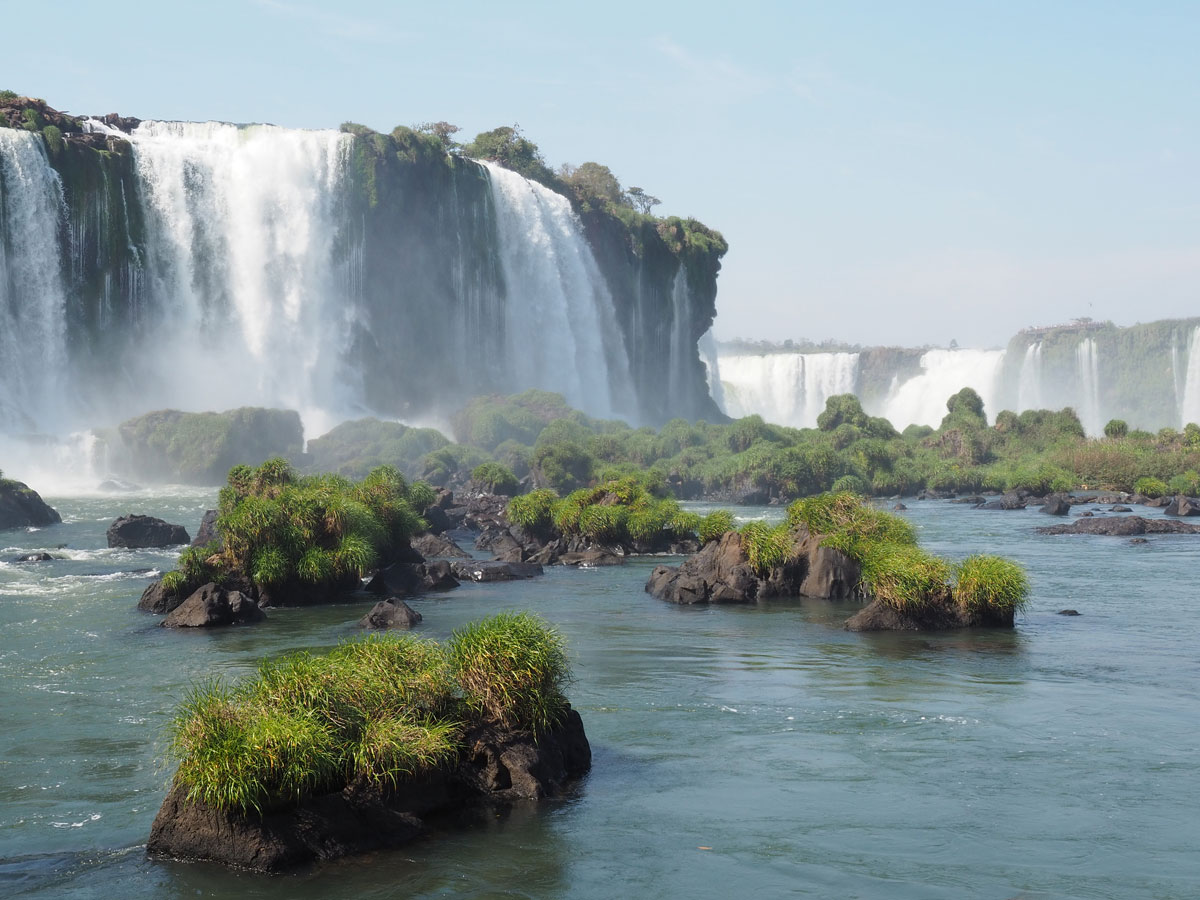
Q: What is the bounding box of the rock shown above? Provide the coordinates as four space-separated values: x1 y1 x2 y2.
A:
146 708 590 872
191 510 220 548
646 528 859 606
974 493 1026 511
1142 496 1171 508
1130 537 1149 544
366 561 460 595
138 580 182 614
162 583 265 628
1040 494 1071 516
558 549 624 567
14 551 54 562
411 532 470 559
1057 609 1081 616
107 514 189 548
1163 495 1200 517
845 598 968 632
917 489 955 500
892 502 907 511
358 599 422 629
0 479 62 531
1110 505 1133 513
949 495 985 504
1036 516 1200 536
1077 511 1094 517
450 560 544 582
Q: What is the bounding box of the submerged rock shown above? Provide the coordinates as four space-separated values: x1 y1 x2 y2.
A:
450 560 544 582
1036 516 1200 536
13 551 55 562
1057 609 1081 616
1040 494 1071 516
107 514 189 548
0 480 62 531
358 599 422 629
146 709 590 872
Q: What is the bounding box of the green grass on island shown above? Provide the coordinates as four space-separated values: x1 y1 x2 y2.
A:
167 612 571 815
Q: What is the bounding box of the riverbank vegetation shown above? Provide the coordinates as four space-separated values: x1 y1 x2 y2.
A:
167 613 571 814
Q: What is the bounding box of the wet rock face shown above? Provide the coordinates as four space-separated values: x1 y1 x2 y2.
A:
146 709 591 873
358 599 422 629
162 583 265 628
106 514 189 548
0 480 62 531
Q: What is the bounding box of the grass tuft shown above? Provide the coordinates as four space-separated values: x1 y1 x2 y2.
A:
953 555 1029 621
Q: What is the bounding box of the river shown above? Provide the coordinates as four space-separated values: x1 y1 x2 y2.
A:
1 492 1197 898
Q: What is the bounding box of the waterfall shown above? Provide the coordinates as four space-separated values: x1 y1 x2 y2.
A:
129 121 357 434
1181 326 1200 427
1016 342 1044 411
667 269 693 406
1075 338 1102 435
698 329 725 412
0 130 70 432
879 349 1005 428
718 352 860 428
483 162 635 420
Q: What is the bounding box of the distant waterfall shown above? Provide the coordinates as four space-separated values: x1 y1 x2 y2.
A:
698 330 725 412
1017 343 1044 411
1181 326 1200 427
483 162 635 420
0 130 69 431
878 349 1005 428
718 352 859 428
1075 338 1102 435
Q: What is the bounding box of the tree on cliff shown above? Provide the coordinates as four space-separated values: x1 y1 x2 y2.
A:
414 121 461 151
627 187 661 215
462 125 560 189
560 161 626 206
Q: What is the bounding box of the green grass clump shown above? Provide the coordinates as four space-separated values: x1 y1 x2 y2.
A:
168 615 575 814
448 612 570 734
1134 476 1168 498
953 555 1029 621
738 520 793 574
506 488 558 533
160 541 224 597
788 492 915 560
858 543 952 613
698 509 735 544
471 461 520 495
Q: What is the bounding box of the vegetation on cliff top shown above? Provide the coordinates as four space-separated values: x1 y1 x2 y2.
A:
167 613 572 814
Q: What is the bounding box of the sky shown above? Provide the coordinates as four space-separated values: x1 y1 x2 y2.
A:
6 0 1198 348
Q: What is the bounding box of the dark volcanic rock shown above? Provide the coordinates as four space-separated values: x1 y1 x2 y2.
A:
191 510 220 548
138 580 181 614
558 549 624 567
845 597 1013 631
646 529 859 606
1057 609 1081 616
1163 495 1200 517
358 599 422 629
146 708 590 872
162 583 265 628
450 560 544 582
1040 494 1071 516
892 502 907 511
14 551 54 562
975 493 1026 511
1110 505 1133 513
1036 516 1200 536
366 561 460 595
0 480 62 531
411 532 470 559
107 514 189 548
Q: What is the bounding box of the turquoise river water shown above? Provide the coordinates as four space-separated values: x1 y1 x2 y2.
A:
1 492 1198 899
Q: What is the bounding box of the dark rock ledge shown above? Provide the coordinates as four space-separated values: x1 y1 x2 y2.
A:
146 709 591 872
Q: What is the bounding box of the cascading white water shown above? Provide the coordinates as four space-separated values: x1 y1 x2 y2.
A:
0 130 70 432
1017 342 1044 411
879 349 1005 428
698 329 725 412
130 121 357 435
483 162 635 420
718 352 860 428
1075 338 1102 436
1180 326 1200 427
667 269 693 405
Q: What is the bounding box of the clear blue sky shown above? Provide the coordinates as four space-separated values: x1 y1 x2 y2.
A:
8 0 1197 347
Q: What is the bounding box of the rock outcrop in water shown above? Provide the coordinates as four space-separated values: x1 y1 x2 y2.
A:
107 514 189 548
0 478 61 531
1035 515 1200 536
147 709 590 872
